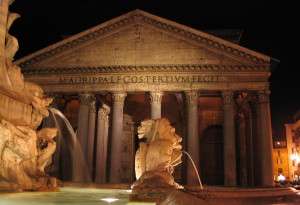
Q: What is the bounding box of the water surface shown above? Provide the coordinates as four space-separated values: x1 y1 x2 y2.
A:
0 187 133 205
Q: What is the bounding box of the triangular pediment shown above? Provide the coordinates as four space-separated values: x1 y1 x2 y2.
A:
16 9 270 70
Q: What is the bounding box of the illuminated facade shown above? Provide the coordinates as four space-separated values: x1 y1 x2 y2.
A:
273 138 289 181
16 10 275 187
273 113 300 182
285 118 300 181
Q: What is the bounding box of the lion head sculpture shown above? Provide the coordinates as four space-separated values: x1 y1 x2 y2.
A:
133 118 183 190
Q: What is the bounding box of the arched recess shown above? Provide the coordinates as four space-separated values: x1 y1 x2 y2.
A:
200 124 224 185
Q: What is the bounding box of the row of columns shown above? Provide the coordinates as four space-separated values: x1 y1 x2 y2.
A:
75 90 273 187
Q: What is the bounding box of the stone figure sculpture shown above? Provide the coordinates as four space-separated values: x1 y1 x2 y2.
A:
132 118 183 191
0 0 58 191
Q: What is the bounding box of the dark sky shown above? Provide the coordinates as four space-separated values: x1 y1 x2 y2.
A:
9 0 299 135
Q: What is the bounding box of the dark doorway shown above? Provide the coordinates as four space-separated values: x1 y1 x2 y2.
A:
200 125 224 185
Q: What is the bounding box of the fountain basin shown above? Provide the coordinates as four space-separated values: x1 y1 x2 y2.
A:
1 184 300 205
0 187 135 205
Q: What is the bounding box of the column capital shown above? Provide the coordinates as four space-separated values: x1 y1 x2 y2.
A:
112 92 127 104
79 93 95 105
149 91 164 104
222 90 234 105
98 104 111 120
257 90 270 104
89 100 97 113
185 90 198 105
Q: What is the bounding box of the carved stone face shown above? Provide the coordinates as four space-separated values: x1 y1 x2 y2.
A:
136 118 182 172
137 119 154 140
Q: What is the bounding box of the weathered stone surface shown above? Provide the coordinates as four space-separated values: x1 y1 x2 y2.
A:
0 1 58 191
0 120 57 191
132 118 183 191
16 10 271 93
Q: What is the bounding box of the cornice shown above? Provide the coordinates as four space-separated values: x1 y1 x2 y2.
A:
22 64 270 75
16 10 270 68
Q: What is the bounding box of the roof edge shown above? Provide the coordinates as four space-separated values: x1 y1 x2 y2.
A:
15 9 271 67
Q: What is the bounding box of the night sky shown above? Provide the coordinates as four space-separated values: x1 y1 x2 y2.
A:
9 0 299 135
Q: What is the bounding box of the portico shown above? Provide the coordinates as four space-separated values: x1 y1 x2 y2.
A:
16 10 274 187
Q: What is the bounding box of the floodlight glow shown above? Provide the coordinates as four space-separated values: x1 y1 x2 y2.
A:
291 153 300 164
277 174 286 181
100 197 119 203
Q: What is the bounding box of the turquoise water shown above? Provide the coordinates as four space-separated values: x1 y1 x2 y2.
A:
2 186 298 205
0 187 144 205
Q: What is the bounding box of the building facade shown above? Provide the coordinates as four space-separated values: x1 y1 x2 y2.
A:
272 137 289 181
285 118 300 182
273 113 300 183
16 10 274 187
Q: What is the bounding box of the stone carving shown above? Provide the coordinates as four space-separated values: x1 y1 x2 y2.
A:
5 11 20 60
185 90 198 105
150 91 163 104
112 91 127 103
222 90 234 105
22 64 270 75
0 1 58 191
132 118 183 191
257 90 270 103
79 93 94 106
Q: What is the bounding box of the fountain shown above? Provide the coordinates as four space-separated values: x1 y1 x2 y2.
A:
130 118 300 205
0 1 300 204
48 108 91 182
131 118 207 204
182 150 203 190
0 0 58 191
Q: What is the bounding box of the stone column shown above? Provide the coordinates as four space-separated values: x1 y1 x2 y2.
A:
87 96 96 179
77 94 92 156
222 91 237 186
256 90 274 187
246 111 255 186
95 104 110 183
185 91 200 185
150 91 163 119
237 112 248 186
74 93 94 182
109 92 127 183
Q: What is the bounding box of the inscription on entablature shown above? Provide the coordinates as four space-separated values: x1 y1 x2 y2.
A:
59 74 226 84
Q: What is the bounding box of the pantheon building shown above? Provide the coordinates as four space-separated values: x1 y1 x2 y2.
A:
17 10 276 187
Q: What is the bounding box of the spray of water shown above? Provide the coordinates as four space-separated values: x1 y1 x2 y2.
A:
49 108 91 182
182 150 203 190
